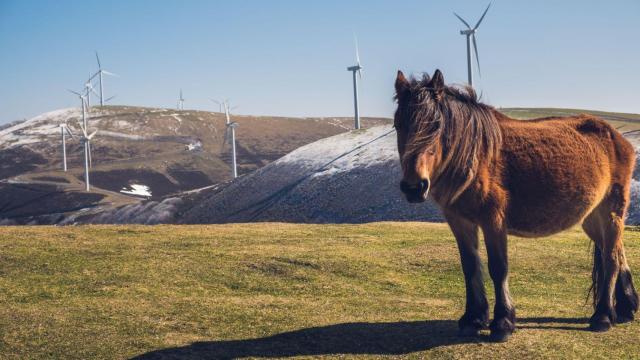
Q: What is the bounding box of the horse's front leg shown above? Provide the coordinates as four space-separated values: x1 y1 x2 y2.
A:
446 212 489 336
482 225 516 342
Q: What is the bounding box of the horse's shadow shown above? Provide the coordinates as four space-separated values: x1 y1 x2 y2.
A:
131 317 588 359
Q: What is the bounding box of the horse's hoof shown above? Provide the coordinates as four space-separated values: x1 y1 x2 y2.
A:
489 330 511 342
616 314 634 324
589 319 612 332
458 325 481 337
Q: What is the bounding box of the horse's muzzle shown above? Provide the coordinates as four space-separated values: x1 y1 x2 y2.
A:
400 179 430 203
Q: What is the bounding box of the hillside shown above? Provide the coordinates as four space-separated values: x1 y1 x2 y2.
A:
4 107 640 225
94 122 640 226
185 120 640 225
0 106 389 224
2 223 640 358
179 126 443 224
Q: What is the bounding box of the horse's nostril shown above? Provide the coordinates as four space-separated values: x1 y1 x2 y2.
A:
400 180 429 195
419 179 430 192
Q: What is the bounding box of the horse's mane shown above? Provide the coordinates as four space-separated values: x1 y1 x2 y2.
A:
401 74 503 204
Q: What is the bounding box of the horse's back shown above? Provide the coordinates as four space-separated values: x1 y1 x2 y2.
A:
499 115 634 237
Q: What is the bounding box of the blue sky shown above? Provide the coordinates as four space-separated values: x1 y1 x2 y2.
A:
1 0 639 124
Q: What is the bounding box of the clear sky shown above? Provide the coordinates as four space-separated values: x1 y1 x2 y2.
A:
1 0 639 124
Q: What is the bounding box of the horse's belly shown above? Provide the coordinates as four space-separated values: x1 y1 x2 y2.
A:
506 194 599 237
504 165 608 238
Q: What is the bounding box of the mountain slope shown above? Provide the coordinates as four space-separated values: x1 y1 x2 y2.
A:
0 106 389 224
181 126 443 223
5 107 640 225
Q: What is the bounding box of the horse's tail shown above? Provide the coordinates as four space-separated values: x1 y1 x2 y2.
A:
589 245 603 307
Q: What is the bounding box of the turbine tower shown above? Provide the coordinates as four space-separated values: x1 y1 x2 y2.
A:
346 36 363 129
177 89 185 110
83 74 99 108
91 52 118 106
454 3 491 87
69 90 98 191
215 99 239 179
59 123 74 172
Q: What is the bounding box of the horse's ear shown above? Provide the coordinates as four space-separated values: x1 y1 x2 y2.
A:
431 69 445 89
431 69 445 99
395 70 410 100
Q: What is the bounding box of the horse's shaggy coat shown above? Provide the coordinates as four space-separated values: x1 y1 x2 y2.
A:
394 69 639 341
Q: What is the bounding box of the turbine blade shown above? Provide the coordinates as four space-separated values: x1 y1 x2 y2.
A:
90 87 100 97
102 70 119 77
474 2 491 30
65 126 74 138
87 130 98 139
105 95 116 103
354 34 360 65
89 71 100 81
453 12 472 29
68 89 81 96
357 68 362 79
95 51 101 69
78 120 88 136
472 34 481 76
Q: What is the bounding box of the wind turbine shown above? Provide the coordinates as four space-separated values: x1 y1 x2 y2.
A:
214 99 239 179
83 73 99 108
90 52 118 106
454 2 491 87
68 90 98 191
177 89 185 110
210 98 223 113
347 36 363 129
59 123 74 172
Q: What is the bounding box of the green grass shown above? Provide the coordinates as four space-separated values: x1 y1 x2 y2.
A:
1 223 640 359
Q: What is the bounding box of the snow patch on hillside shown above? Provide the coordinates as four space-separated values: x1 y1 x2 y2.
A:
276 125 397 174
120 184 152 197
0 108 80 149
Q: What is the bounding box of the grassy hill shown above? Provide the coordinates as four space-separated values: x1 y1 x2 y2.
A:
1 223 639 358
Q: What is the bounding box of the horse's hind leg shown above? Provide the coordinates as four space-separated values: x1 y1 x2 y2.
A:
615 246 639 323
583 184 639 331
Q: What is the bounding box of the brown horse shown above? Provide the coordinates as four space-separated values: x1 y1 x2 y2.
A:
394 69 639 341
